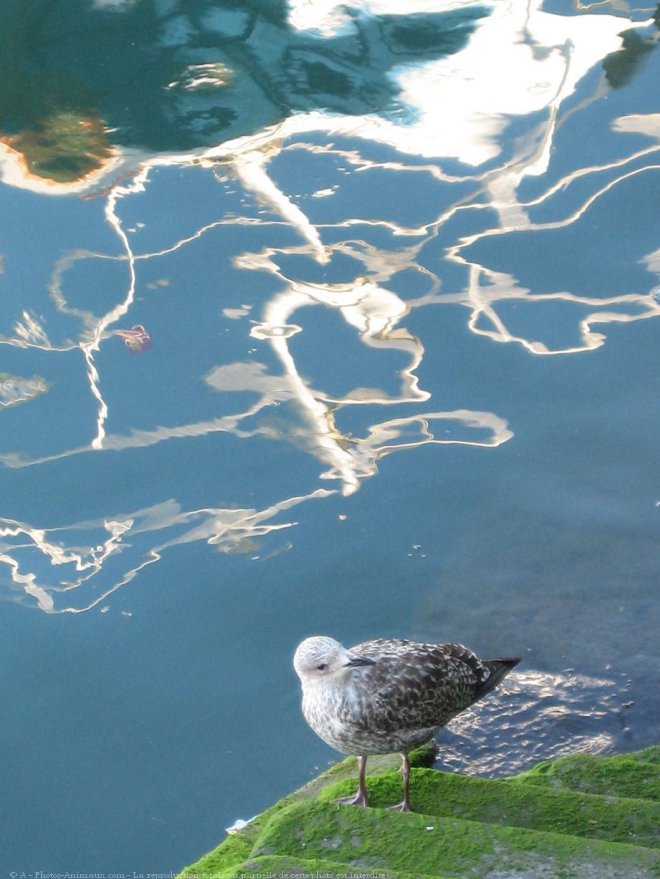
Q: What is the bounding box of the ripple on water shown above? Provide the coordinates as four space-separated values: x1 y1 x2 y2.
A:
436 669 636 776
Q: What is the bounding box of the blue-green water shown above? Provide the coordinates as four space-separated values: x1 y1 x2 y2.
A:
1 0 659 872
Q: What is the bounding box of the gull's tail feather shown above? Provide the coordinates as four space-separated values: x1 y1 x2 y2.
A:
474 657 521 700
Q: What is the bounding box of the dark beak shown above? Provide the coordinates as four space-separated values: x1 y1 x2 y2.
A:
345 655 375 668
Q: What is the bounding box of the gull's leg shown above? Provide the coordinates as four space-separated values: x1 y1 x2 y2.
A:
389 753 411 812
337 755 369 807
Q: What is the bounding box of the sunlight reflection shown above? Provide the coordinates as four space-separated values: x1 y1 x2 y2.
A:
439 669 632 775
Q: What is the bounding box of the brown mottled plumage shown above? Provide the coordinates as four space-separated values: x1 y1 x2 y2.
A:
293 635 520 810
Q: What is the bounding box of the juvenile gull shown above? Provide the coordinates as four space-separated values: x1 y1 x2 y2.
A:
293 635 520 811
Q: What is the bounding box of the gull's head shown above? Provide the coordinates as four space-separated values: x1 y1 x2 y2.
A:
293 636 374 686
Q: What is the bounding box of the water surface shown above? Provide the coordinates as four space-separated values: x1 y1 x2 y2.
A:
1 0 659 872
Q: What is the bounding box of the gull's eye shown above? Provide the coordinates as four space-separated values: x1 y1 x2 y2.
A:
316 663 328 671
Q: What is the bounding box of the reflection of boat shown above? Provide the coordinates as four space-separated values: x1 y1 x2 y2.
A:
0 0 486 186
0 109 115 187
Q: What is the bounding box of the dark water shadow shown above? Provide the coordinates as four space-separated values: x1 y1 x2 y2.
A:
0 0 488 180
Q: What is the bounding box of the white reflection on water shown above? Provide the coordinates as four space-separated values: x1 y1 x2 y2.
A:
0 372 49 409
0 492 331 613
0 0 658 613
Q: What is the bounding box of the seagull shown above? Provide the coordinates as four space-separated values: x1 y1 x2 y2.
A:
293 635 520 811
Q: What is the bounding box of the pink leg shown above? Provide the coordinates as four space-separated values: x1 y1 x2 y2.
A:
337 755 369 807
388 753 411 812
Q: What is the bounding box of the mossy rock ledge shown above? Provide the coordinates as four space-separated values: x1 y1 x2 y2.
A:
179 744 660 879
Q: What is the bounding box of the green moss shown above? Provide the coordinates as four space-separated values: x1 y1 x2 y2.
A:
252 799 660 878
319 767 659 848
199 853 445 879
177 750 425 877
178 832 252 878
512 749 660 801
638 746 660 765
178 746 660 879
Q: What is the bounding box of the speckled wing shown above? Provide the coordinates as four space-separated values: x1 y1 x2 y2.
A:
350 639 488 732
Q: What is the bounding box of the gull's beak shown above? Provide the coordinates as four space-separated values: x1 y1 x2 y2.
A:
344 654 375 668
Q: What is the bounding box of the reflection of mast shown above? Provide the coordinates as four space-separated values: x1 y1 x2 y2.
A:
250 277 512 494
0 489 334 614
0 516 132 612
251 285 363 495
232 147 328 262
83 182 139 450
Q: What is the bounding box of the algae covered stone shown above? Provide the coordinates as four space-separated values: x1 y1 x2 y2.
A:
178 746 660 879
512 746 660 801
